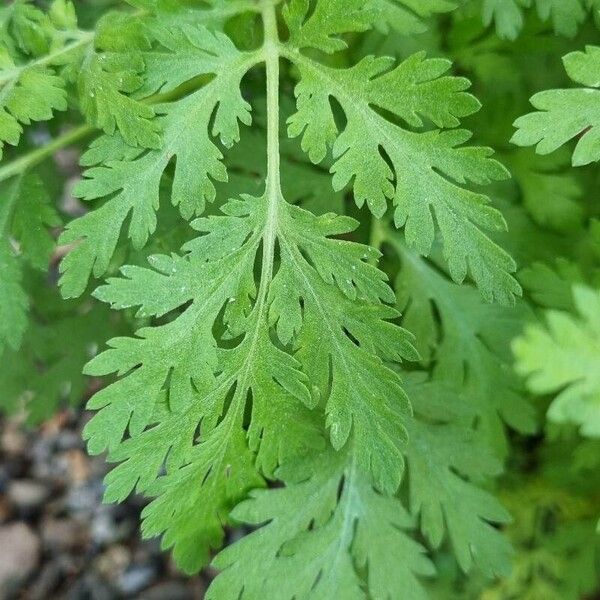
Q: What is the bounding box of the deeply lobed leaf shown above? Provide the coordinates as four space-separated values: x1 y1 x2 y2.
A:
514 285 600 437
284 39 519 303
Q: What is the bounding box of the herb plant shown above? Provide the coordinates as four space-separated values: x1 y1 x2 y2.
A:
1 1 599 598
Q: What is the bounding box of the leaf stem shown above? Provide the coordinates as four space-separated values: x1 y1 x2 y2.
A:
0 174 23 236
219 0 282 424
257 0 282 298
0 31 95 86
0 68 227 186
369 217 386 265
0 124 94 184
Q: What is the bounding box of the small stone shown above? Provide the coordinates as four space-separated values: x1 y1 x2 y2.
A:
41 517 86 552
66 449 91 484
30 437 55 479
0 496 12 524
1 425 27 455
0 466 10 493
137 582 193 600
66 573 117 600
188 578 209 599
8 479 50 514
66 480 103 515
40 410 70 435
29 561 64 600
0 523 40 598
91 505 133 546
95 545 131 580
117 564 157 595
56 430 83 451
54 147 80 173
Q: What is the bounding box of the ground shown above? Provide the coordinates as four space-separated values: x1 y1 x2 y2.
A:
0 411 214 600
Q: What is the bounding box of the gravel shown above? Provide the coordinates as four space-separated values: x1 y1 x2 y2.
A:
0 412 213 599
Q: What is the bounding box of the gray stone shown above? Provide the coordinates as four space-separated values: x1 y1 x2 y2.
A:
8 479 50 513
0 426 27 455
56 430 83 451
29 561 64 600
65 573 118 600
91 506 130 545
41 517 86 551
0 522 41 599
66 480 103 515
137 582 193 600
117 564 157 595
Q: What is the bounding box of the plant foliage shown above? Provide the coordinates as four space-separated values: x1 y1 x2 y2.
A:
0 0 599 598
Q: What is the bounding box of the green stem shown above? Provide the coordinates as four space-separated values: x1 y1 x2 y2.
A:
0 31 94 86
0 124 94 184
223 0 282 427
0 64 228 185
0 1 268 185
0 174 23 236
257 0 282 302
369 217 386 264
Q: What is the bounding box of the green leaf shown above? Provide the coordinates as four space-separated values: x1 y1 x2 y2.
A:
404 377 513 578
0 0 51 57
275 205 418 494
87 177 417 564
141 416 263 574
0 294 118 423
124 0 259 28
368 0 456 35
0 1 86 158
482 0 530 41
9 173 60 270
485 486 600 600
506 148 583 232
513 46 600 166
77 49 160 149
283 0 372 54
83 195 306 569
0 50 68 158
59 28 258 297
514 285 600 437
0 174 50 352
284 45 519 303
519 258 584 311
535 0 586 38
210 448 434 600
23 2 562 587
0 241 27 353
392 236 536 453
482 0 587 39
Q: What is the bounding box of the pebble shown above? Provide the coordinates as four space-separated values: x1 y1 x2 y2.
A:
0 522 41 599
8 479 50 515
28 560 64 600
138 582 193 600
95 544 131 580
66 480 104 515
0 497 12 524
30 437 59 480
117 564 158 595
0 467 10 492
65 573 118 600
66 449 91 484
57 430 84 451
41 517 86 552
91 505 132 546
1 425 27 455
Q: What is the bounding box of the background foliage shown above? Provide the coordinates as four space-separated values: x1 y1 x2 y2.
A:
0 0 599 598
